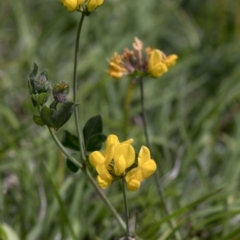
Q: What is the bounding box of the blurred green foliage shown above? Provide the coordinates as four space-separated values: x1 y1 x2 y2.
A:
1 0 240 239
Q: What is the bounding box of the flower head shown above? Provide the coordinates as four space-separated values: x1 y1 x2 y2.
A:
60 0 104 13
89 135 157 191
89 135 135 188
53 82 69 103
107 37 178 79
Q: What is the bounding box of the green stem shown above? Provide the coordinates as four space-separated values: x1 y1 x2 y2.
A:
71 13 127 233
0 174 3 224
139 77 182 240
122 178 130 236
139 77 150 148
73 13 86 162
48 128 127 233
84 168 127 232
48 127 82 169
123 80 136 139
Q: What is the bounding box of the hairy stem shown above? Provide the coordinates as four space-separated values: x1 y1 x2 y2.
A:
84 169 127 232
48 127 82 169
73 13 86 162
123 80 136 139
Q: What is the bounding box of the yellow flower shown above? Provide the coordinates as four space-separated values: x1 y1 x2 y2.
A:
60 0 84 12
89 134 135 189
148 49 168 78
165 54 178 67
89 151 113 189
60 0 104 12
125 146 157 191
107 38 177 80
87 0 104 12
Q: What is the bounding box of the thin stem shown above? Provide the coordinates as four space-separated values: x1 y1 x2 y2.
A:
48 127 82 169
123 80 136 139
48 128 127 233
139 77 182 240
73 13 86 162
122 178 130 236
84 168 127 232
0 174 3 223
139 77 150 148
71 13 127 233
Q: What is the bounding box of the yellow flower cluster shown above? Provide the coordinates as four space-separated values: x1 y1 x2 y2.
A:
89 135 157 191
107 38 178 79
60 0 104 12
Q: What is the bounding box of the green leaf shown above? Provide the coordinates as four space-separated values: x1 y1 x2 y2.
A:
0 223 19 240
220 227 240 240
158 187 223 226
40 69 48 80
40 106 57 128
28 79 33 94
83 115 103 147
0 225 7 240
86 133 107 151
62 131 80 151
49 101 58 110
55 102 75 129
29 62 38 79
33 115 45 126
31 95 37 107
38 92 49 106
66 158 79 173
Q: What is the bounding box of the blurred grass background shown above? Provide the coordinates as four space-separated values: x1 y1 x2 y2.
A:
1 0 240 239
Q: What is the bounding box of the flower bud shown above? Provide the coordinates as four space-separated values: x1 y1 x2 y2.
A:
52 82 69 103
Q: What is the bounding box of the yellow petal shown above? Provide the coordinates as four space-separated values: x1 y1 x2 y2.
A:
105 134 119 147
140 160 157 179
115 144 135 168
87 0 104 12
126 179 141 191
103 144 114 166
97 175 112 189
138 146 151 166
114 155 126 176
89 151 105 168
165 54 178 67
148 49 168 78
121 139 133 145
60 0 79 11
96 164 112 182
125 168 143 182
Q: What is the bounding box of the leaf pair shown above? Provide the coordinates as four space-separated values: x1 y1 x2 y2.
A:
62 115 107 173
33 102 75 130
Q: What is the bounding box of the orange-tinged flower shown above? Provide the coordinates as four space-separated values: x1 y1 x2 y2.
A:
107 53 128 80
107 38 178 80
